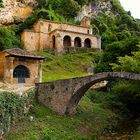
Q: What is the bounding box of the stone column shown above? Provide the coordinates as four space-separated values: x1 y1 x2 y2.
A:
71 40 74 47
9 57 14 84
39 60 43 83
81 41 84 48
56 34 63 54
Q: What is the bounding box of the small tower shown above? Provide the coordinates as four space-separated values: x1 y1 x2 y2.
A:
80 16 91 27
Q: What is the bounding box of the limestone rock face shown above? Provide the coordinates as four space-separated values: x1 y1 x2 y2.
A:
76 1 112 21
0 0 37 24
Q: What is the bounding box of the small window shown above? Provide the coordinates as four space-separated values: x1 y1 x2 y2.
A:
87 30 90 34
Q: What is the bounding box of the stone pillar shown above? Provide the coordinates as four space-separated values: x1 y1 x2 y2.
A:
71 40 74 47
56 34 63 54
81 41 84 48
9 57 14 84
39 60 43 83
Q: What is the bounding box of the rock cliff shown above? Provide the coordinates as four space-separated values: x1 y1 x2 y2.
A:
0 0 37 24
76 0 114 21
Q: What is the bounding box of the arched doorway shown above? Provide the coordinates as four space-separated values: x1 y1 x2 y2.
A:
63 35 71 47
84 38 91 48
13 65 30 83
52 35 56 49
74 37 81 47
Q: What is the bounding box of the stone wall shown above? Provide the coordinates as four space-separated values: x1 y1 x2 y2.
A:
36 77 87 114
21 31 40 51
34 20 93 35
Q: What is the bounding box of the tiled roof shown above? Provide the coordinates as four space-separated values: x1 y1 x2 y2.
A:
5 48 45 59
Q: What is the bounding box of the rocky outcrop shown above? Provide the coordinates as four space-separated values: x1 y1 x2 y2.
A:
76 1 112 21
0 0 38 25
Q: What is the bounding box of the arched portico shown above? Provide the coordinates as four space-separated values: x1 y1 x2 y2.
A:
63 35 71 47
74 37 81 47
84 38 91 48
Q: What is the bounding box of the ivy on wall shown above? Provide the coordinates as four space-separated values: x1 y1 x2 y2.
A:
0 91 35 137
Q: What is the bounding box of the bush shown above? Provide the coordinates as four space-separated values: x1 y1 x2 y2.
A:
0 28 21 51
0 91 35 136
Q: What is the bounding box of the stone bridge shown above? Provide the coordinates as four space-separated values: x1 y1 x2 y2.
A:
36 72 140 115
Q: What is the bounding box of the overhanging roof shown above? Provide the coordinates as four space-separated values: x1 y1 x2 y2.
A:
3 48 45 60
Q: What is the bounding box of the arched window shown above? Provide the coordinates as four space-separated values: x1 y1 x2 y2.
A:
63 36 71 47
74 37 81 47
13 65 30 83
52 35 56 49
84 38 91 48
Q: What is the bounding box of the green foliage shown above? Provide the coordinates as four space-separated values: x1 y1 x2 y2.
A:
75 0 87 6
37 0 80 20
48 0 80 19
0 28 21 51
111 0 125 14
13 14 38 34
111 46 140 73
116 30 131 41
94 62 111 73
92 24 100 35
0 91 34 134
0 0 3 7
110 81 140 116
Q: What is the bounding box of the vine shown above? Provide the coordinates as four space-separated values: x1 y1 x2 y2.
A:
0 91 35 137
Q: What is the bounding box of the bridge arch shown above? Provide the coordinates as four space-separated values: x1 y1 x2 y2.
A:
65 72 140 115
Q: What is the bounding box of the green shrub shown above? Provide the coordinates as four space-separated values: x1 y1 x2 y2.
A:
0 0 3 7
0 91 35 135
0 28 21 51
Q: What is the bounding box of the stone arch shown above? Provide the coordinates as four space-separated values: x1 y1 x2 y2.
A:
65 72 140 115
52 35 56 49
84 38 91 48
74 37 81 47
63 35 71 47
13 65 30 83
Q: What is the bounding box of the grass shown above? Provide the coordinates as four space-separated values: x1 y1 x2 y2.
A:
5 92 116 140
37 51 97 82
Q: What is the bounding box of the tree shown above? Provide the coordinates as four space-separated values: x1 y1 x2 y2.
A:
0 28 21 51
111 44 140 73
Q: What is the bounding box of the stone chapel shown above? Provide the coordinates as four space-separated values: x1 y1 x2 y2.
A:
21 16 101 53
